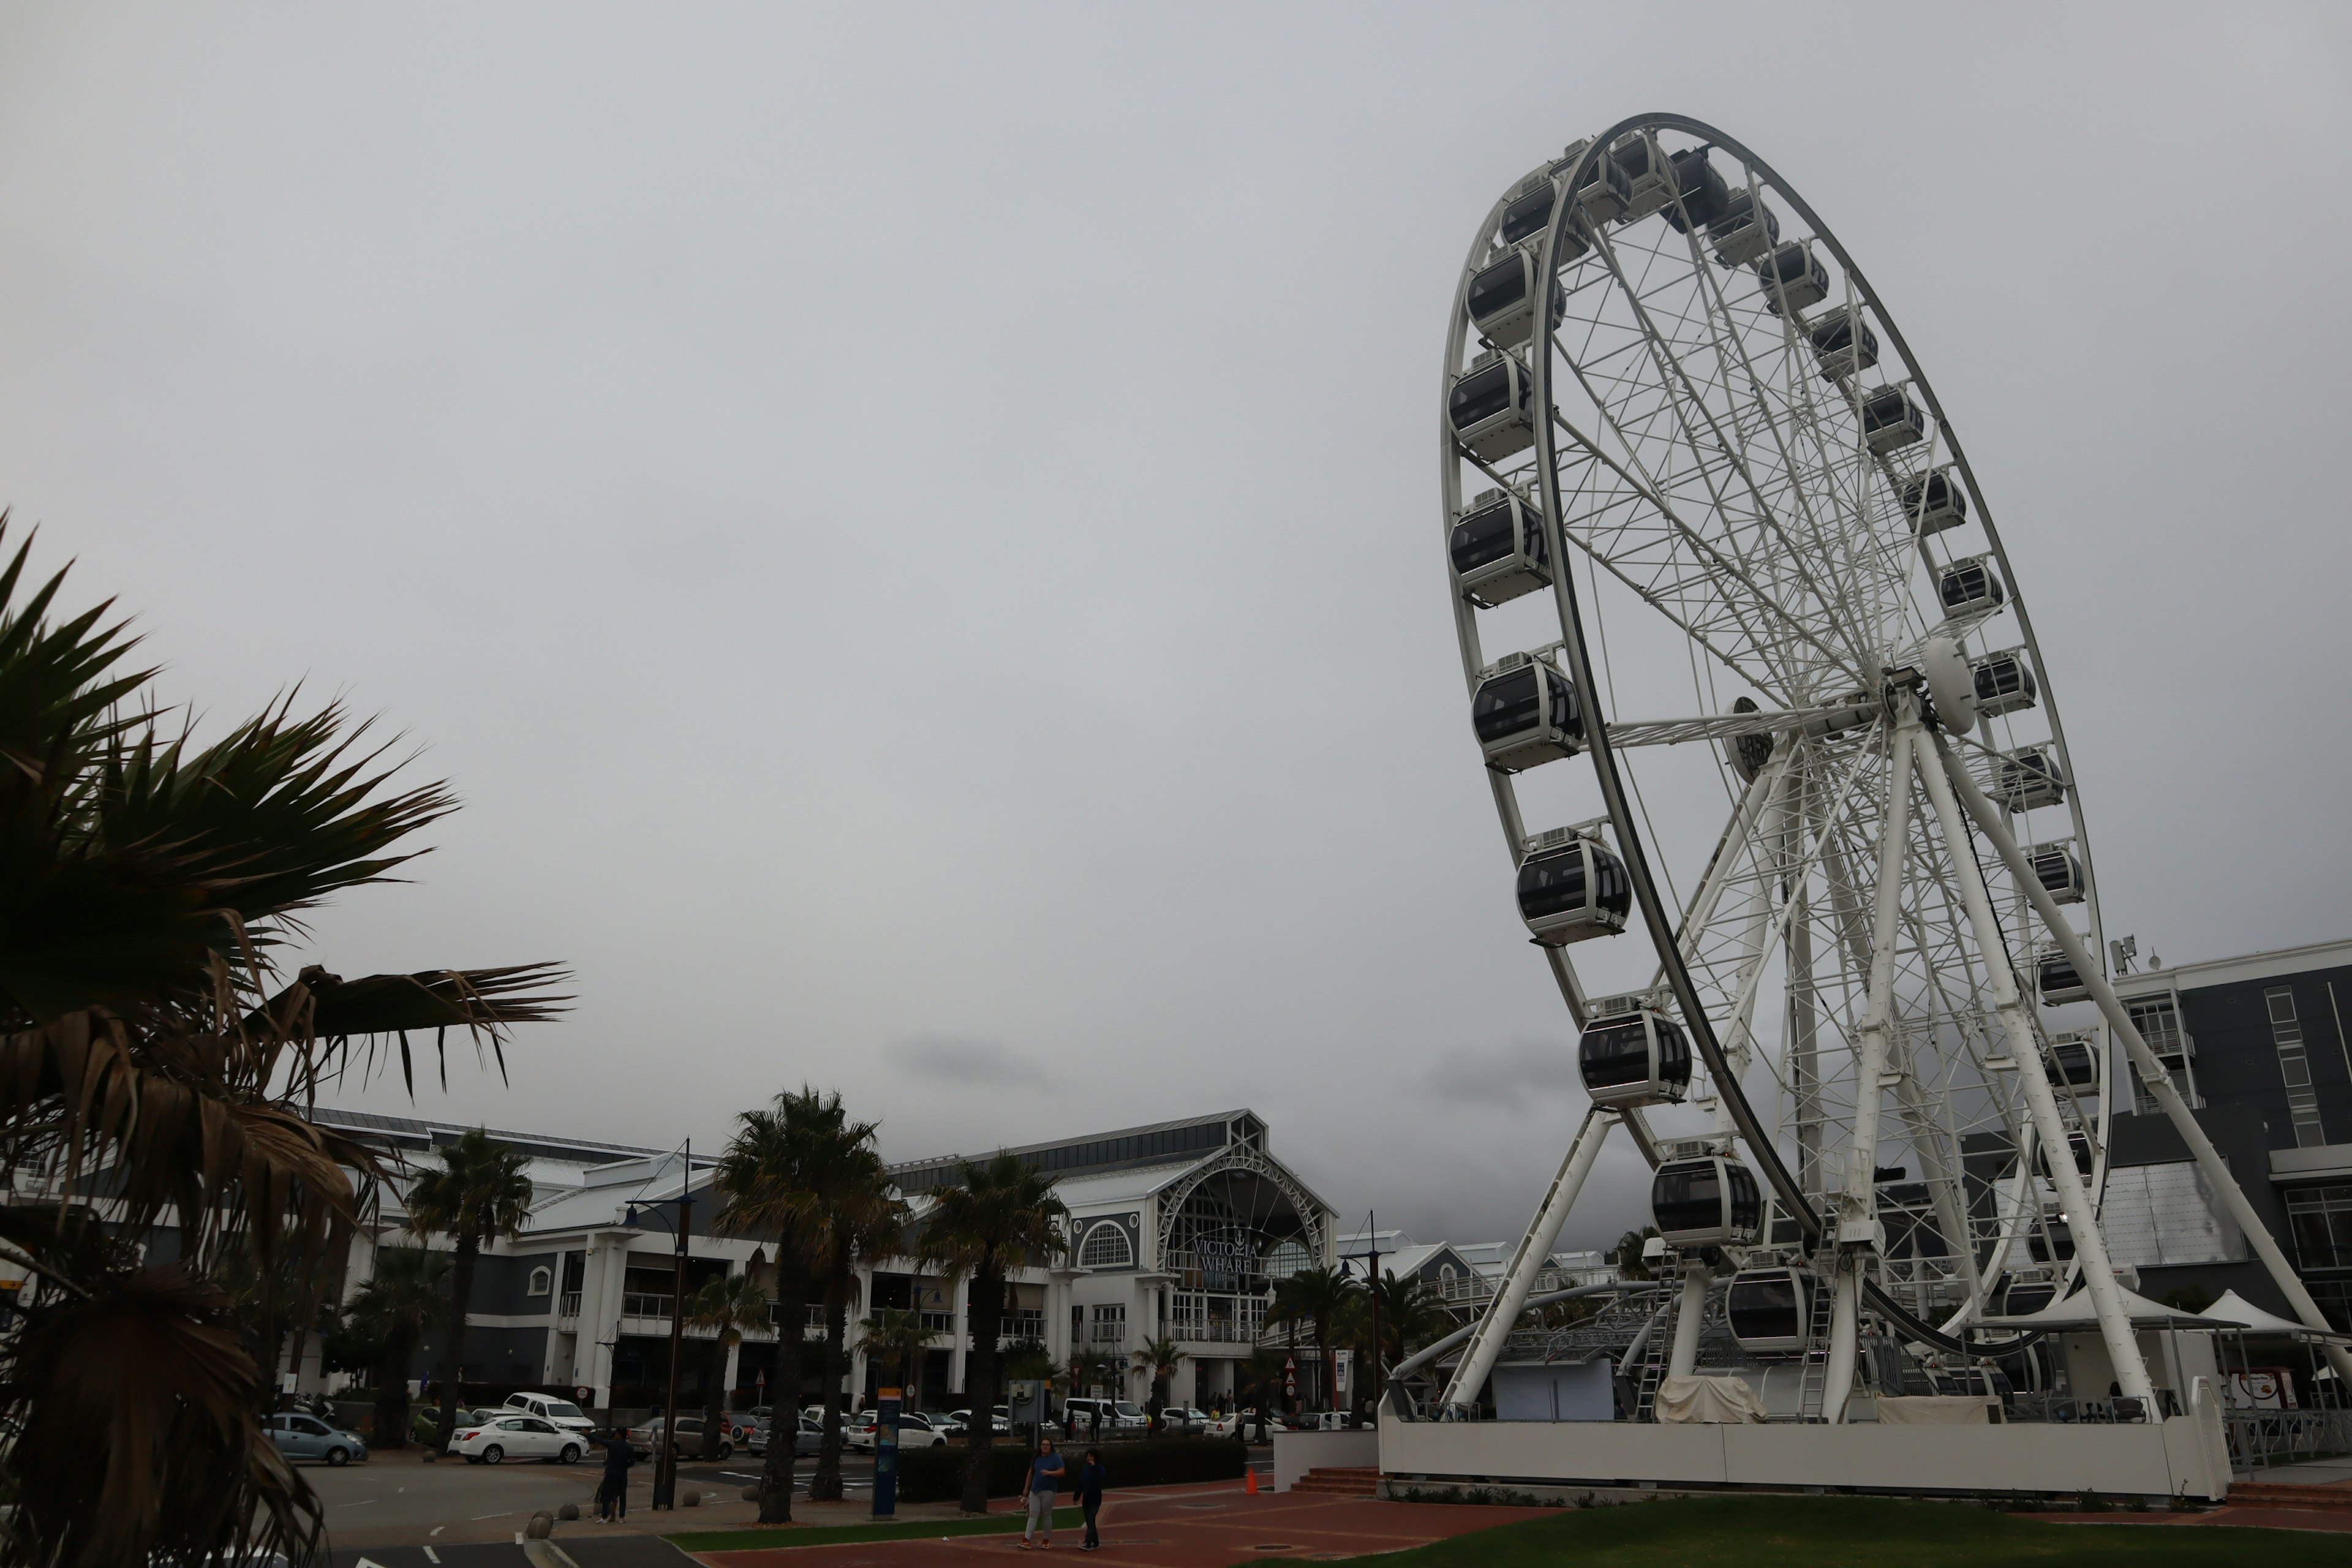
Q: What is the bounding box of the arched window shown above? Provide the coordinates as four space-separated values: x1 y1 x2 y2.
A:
1079 1222 1133 1270
527 1266 553 1297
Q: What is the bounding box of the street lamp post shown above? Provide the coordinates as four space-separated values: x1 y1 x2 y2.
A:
651 1140 692 1509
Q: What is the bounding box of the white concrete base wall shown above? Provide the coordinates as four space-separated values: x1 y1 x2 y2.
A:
1380 1387 2233 1501
1273 1429 1380 1491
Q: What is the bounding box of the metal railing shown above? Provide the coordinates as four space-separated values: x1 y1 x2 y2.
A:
622 1292 671 1319
1088 1324 1127 1346
2226 1408 2352 1470
559 1291 582 1320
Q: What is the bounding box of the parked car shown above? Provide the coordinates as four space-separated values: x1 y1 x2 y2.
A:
624 1415 733 1460
455 1414 586 1465
1204 1408 1256 1439
413 1405 503 1446
848 1411 949 1450
1159 1406 1212 1433
264 1412 368 1467
946 1406 1012 1436
500 1392 597 1438
1060 1397 1148 1436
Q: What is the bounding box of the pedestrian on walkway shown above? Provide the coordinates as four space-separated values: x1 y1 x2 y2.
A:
1074 1448 1107 1551
597 1434 634 1522
1019 1436 1066 1550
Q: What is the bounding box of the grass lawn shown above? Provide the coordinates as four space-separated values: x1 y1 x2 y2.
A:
1351 1495 2345 1566
665 1507 1082 1552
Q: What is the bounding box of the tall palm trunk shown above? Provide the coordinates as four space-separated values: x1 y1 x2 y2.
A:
1315 1310 1335 1415
434 1232 480 1453
810 1260 850 1501
756 1259 807 1523
699 1333 729 1461
375 1324 416 1450
960 1267 1005 1514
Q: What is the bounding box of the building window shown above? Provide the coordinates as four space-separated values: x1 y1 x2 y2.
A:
2286 1185 2352 1275
2127 997 2198 1115
1089 1303 1127 1345
2309 1280 2352 1334
527 1266 552 1298
2267 987 2328 1147
1080 1222 1134 1270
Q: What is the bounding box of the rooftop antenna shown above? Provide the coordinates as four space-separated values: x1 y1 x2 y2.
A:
2109 935 2138 976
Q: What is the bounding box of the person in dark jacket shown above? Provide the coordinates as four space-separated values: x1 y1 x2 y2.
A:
597 1436 635 1521
1074 1448 1107 1551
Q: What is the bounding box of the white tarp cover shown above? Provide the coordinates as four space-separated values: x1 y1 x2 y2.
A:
2199 1289 2352 1341
1653 1374 1766 1424
1971 1283 2209 1330
1492 1359 1615 1422
1875 1395 1996 1425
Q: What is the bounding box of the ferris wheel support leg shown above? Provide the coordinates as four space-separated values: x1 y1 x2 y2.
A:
1822 715 1919 1422
1439 1107 1615 1414
1934 736 2352 1388
1667 1261 1712 1381
1915 738 2155 1406
1822 1252 1862 1422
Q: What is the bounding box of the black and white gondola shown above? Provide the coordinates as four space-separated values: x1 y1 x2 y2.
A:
1663 146 1730 233
1971 647 2038 718
2027 840 2086 905
1449 486 1551 607
1609 131 1679 222
1755 238 1830 314
1515 826 1632 946
1448 350 1537 464
1650 1154 1763 1248
1807 305 1877 380
1576 1003 1691 1109
1472 654 1582 772
1467 243 1567 351
2037 946 2090 1006
1859 384 1928 456
1706 186 1779 267
1994 746 2067 811
1725 1267 1814 1354
1899 466 1967 536
1937 554 2007 618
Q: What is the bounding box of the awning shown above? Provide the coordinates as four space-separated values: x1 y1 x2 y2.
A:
1970 1284 2212 1332
2198 1289 2352 1343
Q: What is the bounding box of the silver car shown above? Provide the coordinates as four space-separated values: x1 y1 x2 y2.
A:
264 1412 368 1467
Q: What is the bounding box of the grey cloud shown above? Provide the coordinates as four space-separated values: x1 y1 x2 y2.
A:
1423 1039 1584 1110
886 1036 1048 1089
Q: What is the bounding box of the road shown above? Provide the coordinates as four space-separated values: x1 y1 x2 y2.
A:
313 1450 879 1552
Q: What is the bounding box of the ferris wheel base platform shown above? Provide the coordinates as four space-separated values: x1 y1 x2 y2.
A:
1379 1387 2234 1502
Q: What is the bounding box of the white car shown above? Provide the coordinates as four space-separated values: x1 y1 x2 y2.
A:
455 1414 586 1465
500 1392 597 1438
848 1411 949 1450
1204 1408 1256 1439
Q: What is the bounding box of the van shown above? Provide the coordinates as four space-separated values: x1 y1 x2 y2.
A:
1060 1397 1148 1436
501 1391 597 1436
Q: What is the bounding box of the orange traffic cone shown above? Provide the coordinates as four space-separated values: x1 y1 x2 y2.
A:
1245 1466 1259 1496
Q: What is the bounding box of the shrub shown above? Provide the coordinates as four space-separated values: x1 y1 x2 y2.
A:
895 1438 1246 1505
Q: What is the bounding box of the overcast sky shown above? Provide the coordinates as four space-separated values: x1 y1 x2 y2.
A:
2 5 2347 1250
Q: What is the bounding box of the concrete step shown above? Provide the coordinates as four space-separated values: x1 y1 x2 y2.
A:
1292 1466 1381 1498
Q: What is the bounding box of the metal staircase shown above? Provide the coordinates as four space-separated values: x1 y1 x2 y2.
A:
1632 1291 1679 1422
1795 1267 1838 1422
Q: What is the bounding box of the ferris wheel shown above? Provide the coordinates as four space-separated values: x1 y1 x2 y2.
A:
1425 116 2293 1421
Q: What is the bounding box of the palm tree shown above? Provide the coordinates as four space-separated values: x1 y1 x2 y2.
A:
1612 1226 1660 1281
1242 1346 1291 1441
922 1153 1068 1514
858 1306 937 1404
343 1245 451 1450
1131 1335 1185 1431
1363 1270 1450 1411
710 1087 862 1525
687 1272 774 1460
407 1129 535 1453
807 1124 899 1503
0 524 567 1567
1270 1266 1357 1414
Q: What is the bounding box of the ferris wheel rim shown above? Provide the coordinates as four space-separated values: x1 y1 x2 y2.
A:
1442 114 2112 1284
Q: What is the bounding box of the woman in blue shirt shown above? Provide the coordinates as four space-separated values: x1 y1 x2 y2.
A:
1020 1437 1066 1550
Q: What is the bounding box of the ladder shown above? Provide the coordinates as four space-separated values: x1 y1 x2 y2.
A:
1632 1292 1679 1422
1795 1268 1838 1422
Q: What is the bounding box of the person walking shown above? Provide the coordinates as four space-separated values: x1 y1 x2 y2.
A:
597 1434 634 1522
1074 1447 1107 1552
1019 1436 1066 1550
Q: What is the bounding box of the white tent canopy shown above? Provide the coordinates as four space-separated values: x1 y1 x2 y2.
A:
2199 1289 2352 1342
1971 1284 2211 1332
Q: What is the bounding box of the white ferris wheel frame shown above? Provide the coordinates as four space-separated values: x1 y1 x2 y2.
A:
1430 114 2351 1417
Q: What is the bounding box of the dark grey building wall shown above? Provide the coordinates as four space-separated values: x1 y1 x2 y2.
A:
2171 964 2352 1150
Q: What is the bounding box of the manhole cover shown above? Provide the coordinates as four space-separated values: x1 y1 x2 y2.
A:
1174 1502 1227 1510
1250 1546 1297 1551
